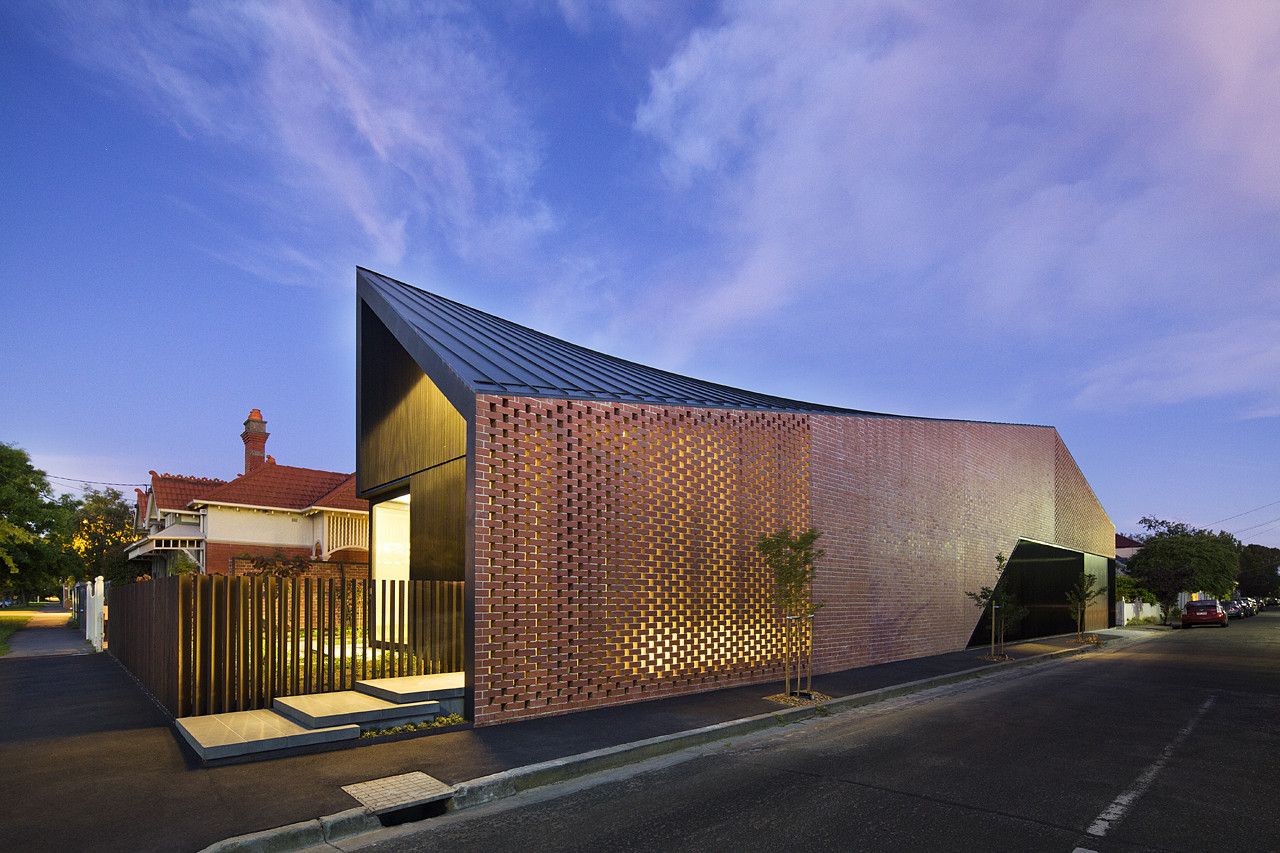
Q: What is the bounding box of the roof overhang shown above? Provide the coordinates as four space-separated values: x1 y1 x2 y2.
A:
358 268 477 425
194 500 305 513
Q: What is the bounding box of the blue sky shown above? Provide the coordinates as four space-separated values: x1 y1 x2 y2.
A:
2 1 1278 547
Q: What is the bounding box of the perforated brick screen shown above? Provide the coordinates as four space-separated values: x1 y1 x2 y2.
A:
472 396 1114 725
473 396 810 725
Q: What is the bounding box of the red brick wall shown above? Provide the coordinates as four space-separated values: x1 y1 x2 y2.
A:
203 542 334 576
472 397 1114 725
810 417 1076 672
1052 434 1115 557
227 555 371 581
472 396 810 726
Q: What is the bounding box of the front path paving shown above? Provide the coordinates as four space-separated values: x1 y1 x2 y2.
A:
5 605 92 658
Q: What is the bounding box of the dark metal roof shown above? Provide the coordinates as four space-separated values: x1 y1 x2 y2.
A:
357 267 1047 425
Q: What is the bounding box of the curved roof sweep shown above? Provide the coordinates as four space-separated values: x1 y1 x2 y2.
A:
357 267 1046 425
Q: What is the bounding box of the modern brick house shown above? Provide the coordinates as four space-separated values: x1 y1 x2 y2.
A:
128 410 369 577
355 268 1115 726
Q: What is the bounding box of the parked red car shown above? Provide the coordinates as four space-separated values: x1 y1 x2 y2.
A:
1181 600 1228 628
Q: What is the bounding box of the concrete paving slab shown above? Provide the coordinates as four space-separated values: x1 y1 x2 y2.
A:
176 709 359 760
274 691 441 728
355 672 464 703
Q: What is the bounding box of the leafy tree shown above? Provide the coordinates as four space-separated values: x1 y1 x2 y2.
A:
1115 572 1156 606
0 517 34 575
1237 544 1280 599
0 443 80 598
69 487 136 585
756 527 824 698
1127 516 1240 622
1065 572 1106 641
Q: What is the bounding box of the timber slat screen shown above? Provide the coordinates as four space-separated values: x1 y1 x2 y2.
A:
107 576 464 717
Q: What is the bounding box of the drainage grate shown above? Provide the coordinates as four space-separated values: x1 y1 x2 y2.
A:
342 771 455 814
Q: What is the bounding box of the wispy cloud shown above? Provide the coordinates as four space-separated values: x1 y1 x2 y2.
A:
633 1 1280 415
43 0 551 276
1075 316 1280 415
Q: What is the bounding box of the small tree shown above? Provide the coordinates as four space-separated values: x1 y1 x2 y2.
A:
966 553 1017 658
1065 572 1105 641
998 592 1029 656
168 553 199 577
756 527 824 698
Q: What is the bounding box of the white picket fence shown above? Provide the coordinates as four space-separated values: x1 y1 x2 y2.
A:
75 575 107 651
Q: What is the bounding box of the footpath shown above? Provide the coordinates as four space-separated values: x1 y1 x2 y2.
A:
0 626 1157 853
4 604 93 658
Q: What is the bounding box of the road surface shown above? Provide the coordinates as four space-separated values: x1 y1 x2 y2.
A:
350 613 1280 853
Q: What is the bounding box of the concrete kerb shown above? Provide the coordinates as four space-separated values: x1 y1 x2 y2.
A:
201 809 379 853
200 638 1123 853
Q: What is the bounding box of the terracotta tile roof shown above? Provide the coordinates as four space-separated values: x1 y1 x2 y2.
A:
150 470 228 512
193 462 359 511
310 474 367 512
1116 533 1144 549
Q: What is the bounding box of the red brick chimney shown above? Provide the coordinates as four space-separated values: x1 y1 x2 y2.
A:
241 408 269 474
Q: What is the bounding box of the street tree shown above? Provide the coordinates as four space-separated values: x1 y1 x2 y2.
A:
1115 572 1156 606
1237 544 1280 599
1064 572 1105 641
1126 516 1240 622
70 487 136 585
756 526 824 698
965 553 1023 658
0 443 79 599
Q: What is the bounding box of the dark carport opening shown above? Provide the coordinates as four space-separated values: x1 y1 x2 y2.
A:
967 540 1115 646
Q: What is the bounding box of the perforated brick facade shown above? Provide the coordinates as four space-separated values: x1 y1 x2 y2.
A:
472 396 810 725
470 398 1114 726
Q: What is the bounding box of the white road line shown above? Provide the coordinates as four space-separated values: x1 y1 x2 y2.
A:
1086 693 1218 838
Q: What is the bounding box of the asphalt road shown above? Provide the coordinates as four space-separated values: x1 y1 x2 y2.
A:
349 612 1280 853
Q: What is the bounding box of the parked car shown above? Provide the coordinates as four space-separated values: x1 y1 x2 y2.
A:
1223 600 1244 619
1181 600 1228 628
1240 599 1257 617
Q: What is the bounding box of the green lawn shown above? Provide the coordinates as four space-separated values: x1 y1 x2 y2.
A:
0 611 34 656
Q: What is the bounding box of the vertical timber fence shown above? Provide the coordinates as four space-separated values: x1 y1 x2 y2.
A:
108 575 464 718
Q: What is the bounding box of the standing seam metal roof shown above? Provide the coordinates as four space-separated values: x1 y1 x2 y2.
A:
358 268 1048 426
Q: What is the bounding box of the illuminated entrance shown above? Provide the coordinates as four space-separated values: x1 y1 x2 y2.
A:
371 493 410 583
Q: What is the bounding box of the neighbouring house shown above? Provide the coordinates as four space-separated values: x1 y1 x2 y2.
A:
127 409 369 577
1115 533 1144 562
355 268 1116 727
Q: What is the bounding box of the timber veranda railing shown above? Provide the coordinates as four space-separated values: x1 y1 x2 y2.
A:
107 576 464 718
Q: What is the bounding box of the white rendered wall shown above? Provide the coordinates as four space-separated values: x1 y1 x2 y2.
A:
371 497 410 582
371 497 410 638
204 505 315 551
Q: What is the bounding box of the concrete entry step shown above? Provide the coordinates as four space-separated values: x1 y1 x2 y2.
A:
175 709 359 761
355 672 464 704
273 691 442 728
